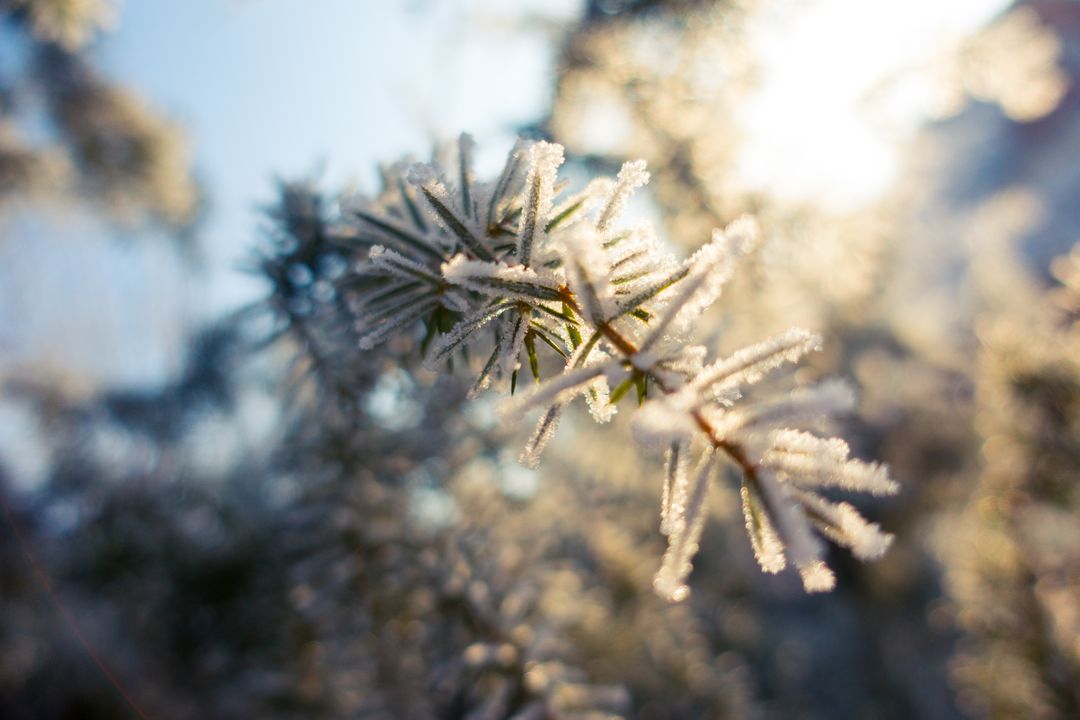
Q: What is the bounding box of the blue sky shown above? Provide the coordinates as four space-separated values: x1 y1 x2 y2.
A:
102 0 578 313
0 0 577 391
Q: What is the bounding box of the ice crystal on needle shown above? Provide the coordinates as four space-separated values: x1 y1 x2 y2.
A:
344 134 897 599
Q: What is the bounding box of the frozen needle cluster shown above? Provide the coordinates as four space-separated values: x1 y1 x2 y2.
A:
346 134 897 599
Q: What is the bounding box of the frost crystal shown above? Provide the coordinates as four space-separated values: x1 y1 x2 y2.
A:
654 449 716 602
517 141 564 266
342 134 897 599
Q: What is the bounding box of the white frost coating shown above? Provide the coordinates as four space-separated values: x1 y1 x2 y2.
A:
351 203 445 255
353 284 432 319
486 138 527 228
764 430 899 496
740 482 787 574
356 298 439 350
670 216 760 337
630 351 659 373
721 214 761 254
405 162 442 195
584 376 617 423
635 261 714 354
754 471 824 574
341 137 896 600
638 216 758 354
597 159 650 232
690 328 823 398
629 343 693 391
496 312 530 383
367 245 442 285
547 177 614 232
608 225 666 275
499 363 608 421
469 356 498 399
564 327 609 371
426 302 513 368
653 450 715 602
661 443 687 536
655 345 708 384
519 403 564 469
791 489 894 560
407 162 466 231
469 314 524 398
408 161 490 258
516 141 564 266
769 429 850 463
615 269 685 320
559 225 616 323
651 366 687 394
441 289 472 314
710 379 857 445
631 395 697 450
668 444 696 538
797 561 836 593
441 255 562 303
602 361 632 389
612 266 680 304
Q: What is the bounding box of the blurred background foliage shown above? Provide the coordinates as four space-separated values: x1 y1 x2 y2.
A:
1 0 198 227
1 0 1079 718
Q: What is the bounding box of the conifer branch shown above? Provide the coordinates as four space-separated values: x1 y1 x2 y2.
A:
341 135 897 600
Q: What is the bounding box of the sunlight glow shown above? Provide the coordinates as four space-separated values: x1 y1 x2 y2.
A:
736 0 1012 211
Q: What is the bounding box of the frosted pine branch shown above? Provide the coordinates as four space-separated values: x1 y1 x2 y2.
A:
653 448 716 602
517 141 563 265
340 134 898 599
